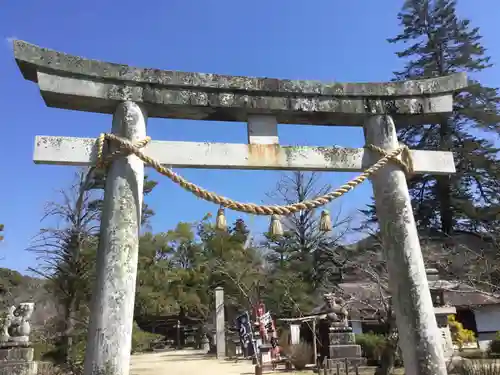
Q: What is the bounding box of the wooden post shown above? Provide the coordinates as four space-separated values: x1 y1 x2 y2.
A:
312 319 317 366
321 358 327 375
83 101 147 375
176 320 181 349
363 114 447 375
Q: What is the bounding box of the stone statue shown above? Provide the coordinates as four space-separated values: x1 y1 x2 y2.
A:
0 303 34 347
323 293 349 328
0 306 15 344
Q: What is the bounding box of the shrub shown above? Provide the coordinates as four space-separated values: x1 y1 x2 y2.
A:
35 321 162 374
355 333 387 363
278 328 291 355
449 315 477 350
37 363 67 375
131 321 164 353
37 361 84 375
488 332 500 356
454 359 500 375
284 341 313 370
32 340 56 361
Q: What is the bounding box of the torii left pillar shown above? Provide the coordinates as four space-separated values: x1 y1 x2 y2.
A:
83 101 147 375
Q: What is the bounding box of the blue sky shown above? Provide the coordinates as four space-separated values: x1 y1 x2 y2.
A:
1 0 499 274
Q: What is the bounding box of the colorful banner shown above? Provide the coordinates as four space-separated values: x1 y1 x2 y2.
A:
236 311 257 358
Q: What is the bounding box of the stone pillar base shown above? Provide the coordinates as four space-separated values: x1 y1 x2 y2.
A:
0 347 34 361
0 347 37 375
258 344 274 371
329 344 362 358
327 326 367 368
0 361 38 375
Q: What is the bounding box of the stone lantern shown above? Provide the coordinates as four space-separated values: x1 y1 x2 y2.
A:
427 269 456 358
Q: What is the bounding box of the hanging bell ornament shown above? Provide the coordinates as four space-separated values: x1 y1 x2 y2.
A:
215 206 227 231
269 214 284 236
319 210 332 232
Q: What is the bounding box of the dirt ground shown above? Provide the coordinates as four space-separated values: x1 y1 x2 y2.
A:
130 349 256 375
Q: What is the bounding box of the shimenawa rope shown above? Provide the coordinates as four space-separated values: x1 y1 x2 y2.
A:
95 133 413 233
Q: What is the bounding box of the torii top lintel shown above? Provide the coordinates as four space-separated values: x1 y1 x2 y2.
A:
13 40 468 126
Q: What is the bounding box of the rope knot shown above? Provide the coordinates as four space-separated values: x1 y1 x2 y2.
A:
96 133 151 170
365 143 413 176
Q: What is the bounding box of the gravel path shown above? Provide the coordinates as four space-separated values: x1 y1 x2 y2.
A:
130 349 255 375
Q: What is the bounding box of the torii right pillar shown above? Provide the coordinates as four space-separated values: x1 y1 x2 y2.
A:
364 114 448 375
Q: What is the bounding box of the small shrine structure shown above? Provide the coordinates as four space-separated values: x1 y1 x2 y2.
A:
279 293 366 368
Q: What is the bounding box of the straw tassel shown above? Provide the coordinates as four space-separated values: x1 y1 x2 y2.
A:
269 214 284 236
319 210 332 232
215 206 227 231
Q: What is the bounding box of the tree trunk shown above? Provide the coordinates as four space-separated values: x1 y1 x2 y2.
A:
62 296 77 363
375 312 398 375
437 175 453 234
437 121 454 235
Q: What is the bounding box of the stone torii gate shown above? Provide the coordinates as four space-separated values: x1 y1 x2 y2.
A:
13 40 467 375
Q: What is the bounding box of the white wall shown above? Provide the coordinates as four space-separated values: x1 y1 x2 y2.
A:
350 321 363 334
290 324 301 345
478 333 495 352
473 305 500 351
474 305 500 333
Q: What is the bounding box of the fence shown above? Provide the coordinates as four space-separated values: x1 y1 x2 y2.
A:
321 358 361 375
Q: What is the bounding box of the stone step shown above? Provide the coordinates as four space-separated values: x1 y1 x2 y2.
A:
329 344 362 358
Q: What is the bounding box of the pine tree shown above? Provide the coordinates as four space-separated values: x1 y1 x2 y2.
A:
363 0 500 234
264 172 350 289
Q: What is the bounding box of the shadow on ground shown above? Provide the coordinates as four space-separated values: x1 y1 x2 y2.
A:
159 353 213 362
131 349 255 375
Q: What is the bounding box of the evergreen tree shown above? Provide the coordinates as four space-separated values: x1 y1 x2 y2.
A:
265 172 349 289
28 169 159 364
261 172 351 317
363 0 500 234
